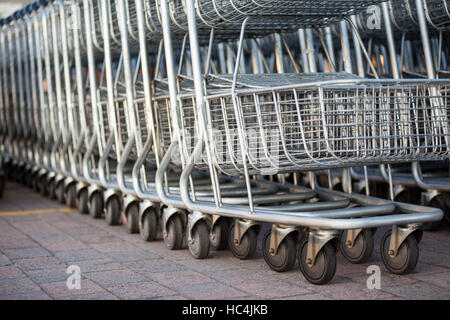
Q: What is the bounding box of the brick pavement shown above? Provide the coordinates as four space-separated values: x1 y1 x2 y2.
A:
0 181 449 300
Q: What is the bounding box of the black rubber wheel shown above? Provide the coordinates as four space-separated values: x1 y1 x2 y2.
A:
380 230 419 275
298 237 336 285
105 196 121 226
76 188 89 214
140 207 158 241
188 220 210 259
210 218 229 251
39 177 48 197
47 179 56 200
25 171 33 188
423 197 444 231
228 223 257 260
340 229 374 264
89 192 103 219
32 174 40 192
55 181 65 204
126 204 139 234
65 184 77 208
262 231 296 272
164 214 184 250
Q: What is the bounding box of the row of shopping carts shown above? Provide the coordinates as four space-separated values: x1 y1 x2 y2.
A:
0 0 449 285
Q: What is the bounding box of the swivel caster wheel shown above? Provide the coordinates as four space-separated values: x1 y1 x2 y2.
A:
89 192 103 219
340 229 374 264
262 231 296 272
105 196 121 226
55 182 65 204
210 218 229 251
164 214 184 250
423 197 444 231
140 207 158 241
47 179 56 200
32 175 40 192
76 189 89 214
188 220 210 259
228 223 257 260
298 237 336 285
25 172 33 188
380 230 418 275
65 184 77 208
39 177 48 197
125 204 139 234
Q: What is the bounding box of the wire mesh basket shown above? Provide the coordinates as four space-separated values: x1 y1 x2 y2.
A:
180 73 450 175
424 0 450 31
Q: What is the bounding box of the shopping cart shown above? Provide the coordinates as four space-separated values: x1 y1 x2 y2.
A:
167 0 448 284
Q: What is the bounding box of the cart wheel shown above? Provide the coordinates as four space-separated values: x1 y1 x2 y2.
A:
298 237 336 285
65 184 76 208
262 231 296 272
47 179 56 199
126 204 139 234
228 223 257 260
423 197 444 231
380 230 418 275
76 189 89 214
32 174 40 192
164 214 184 250
140 207 158 241
340 229 374 264
105 196 121 226
39 177 48 197
89 192 103 219
210 218 229 251
55 182 65 204
25 172 33 188
188 220 210 259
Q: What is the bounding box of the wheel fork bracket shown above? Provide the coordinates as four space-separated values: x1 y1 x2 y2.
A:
306 230 339 267
187 211 210 245
269 225 299 256
345 228 363 249
388 224 420 258
233 219 260 246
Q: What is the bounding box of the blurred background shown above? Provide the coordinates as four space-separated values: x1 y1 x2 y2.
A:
0 0 33 18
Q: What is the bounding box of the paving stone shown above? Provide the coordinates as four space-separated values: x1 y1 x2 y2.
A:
54 249 106 262
382 281 450 300
106 281 176 299
319 281 400 300
67 258 124 273
26 267 74 284
409 271 450 289
122 259 187 274
0 254 12 267
231 280 312 299
151 295 188 300
105 250 161 262
3 247 52 259
60 292 120 300
90 242 141 253
0 236 40 249
148 270 216 288
175 282 248 300
84 269 149 287
14 256 66 271
0 277 42 297
0 265 27 280
1 290 52 300
40 279 107 299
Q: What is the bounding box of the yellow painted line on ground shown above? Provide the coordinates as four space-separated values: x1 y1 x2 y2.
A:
0 207 75 216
